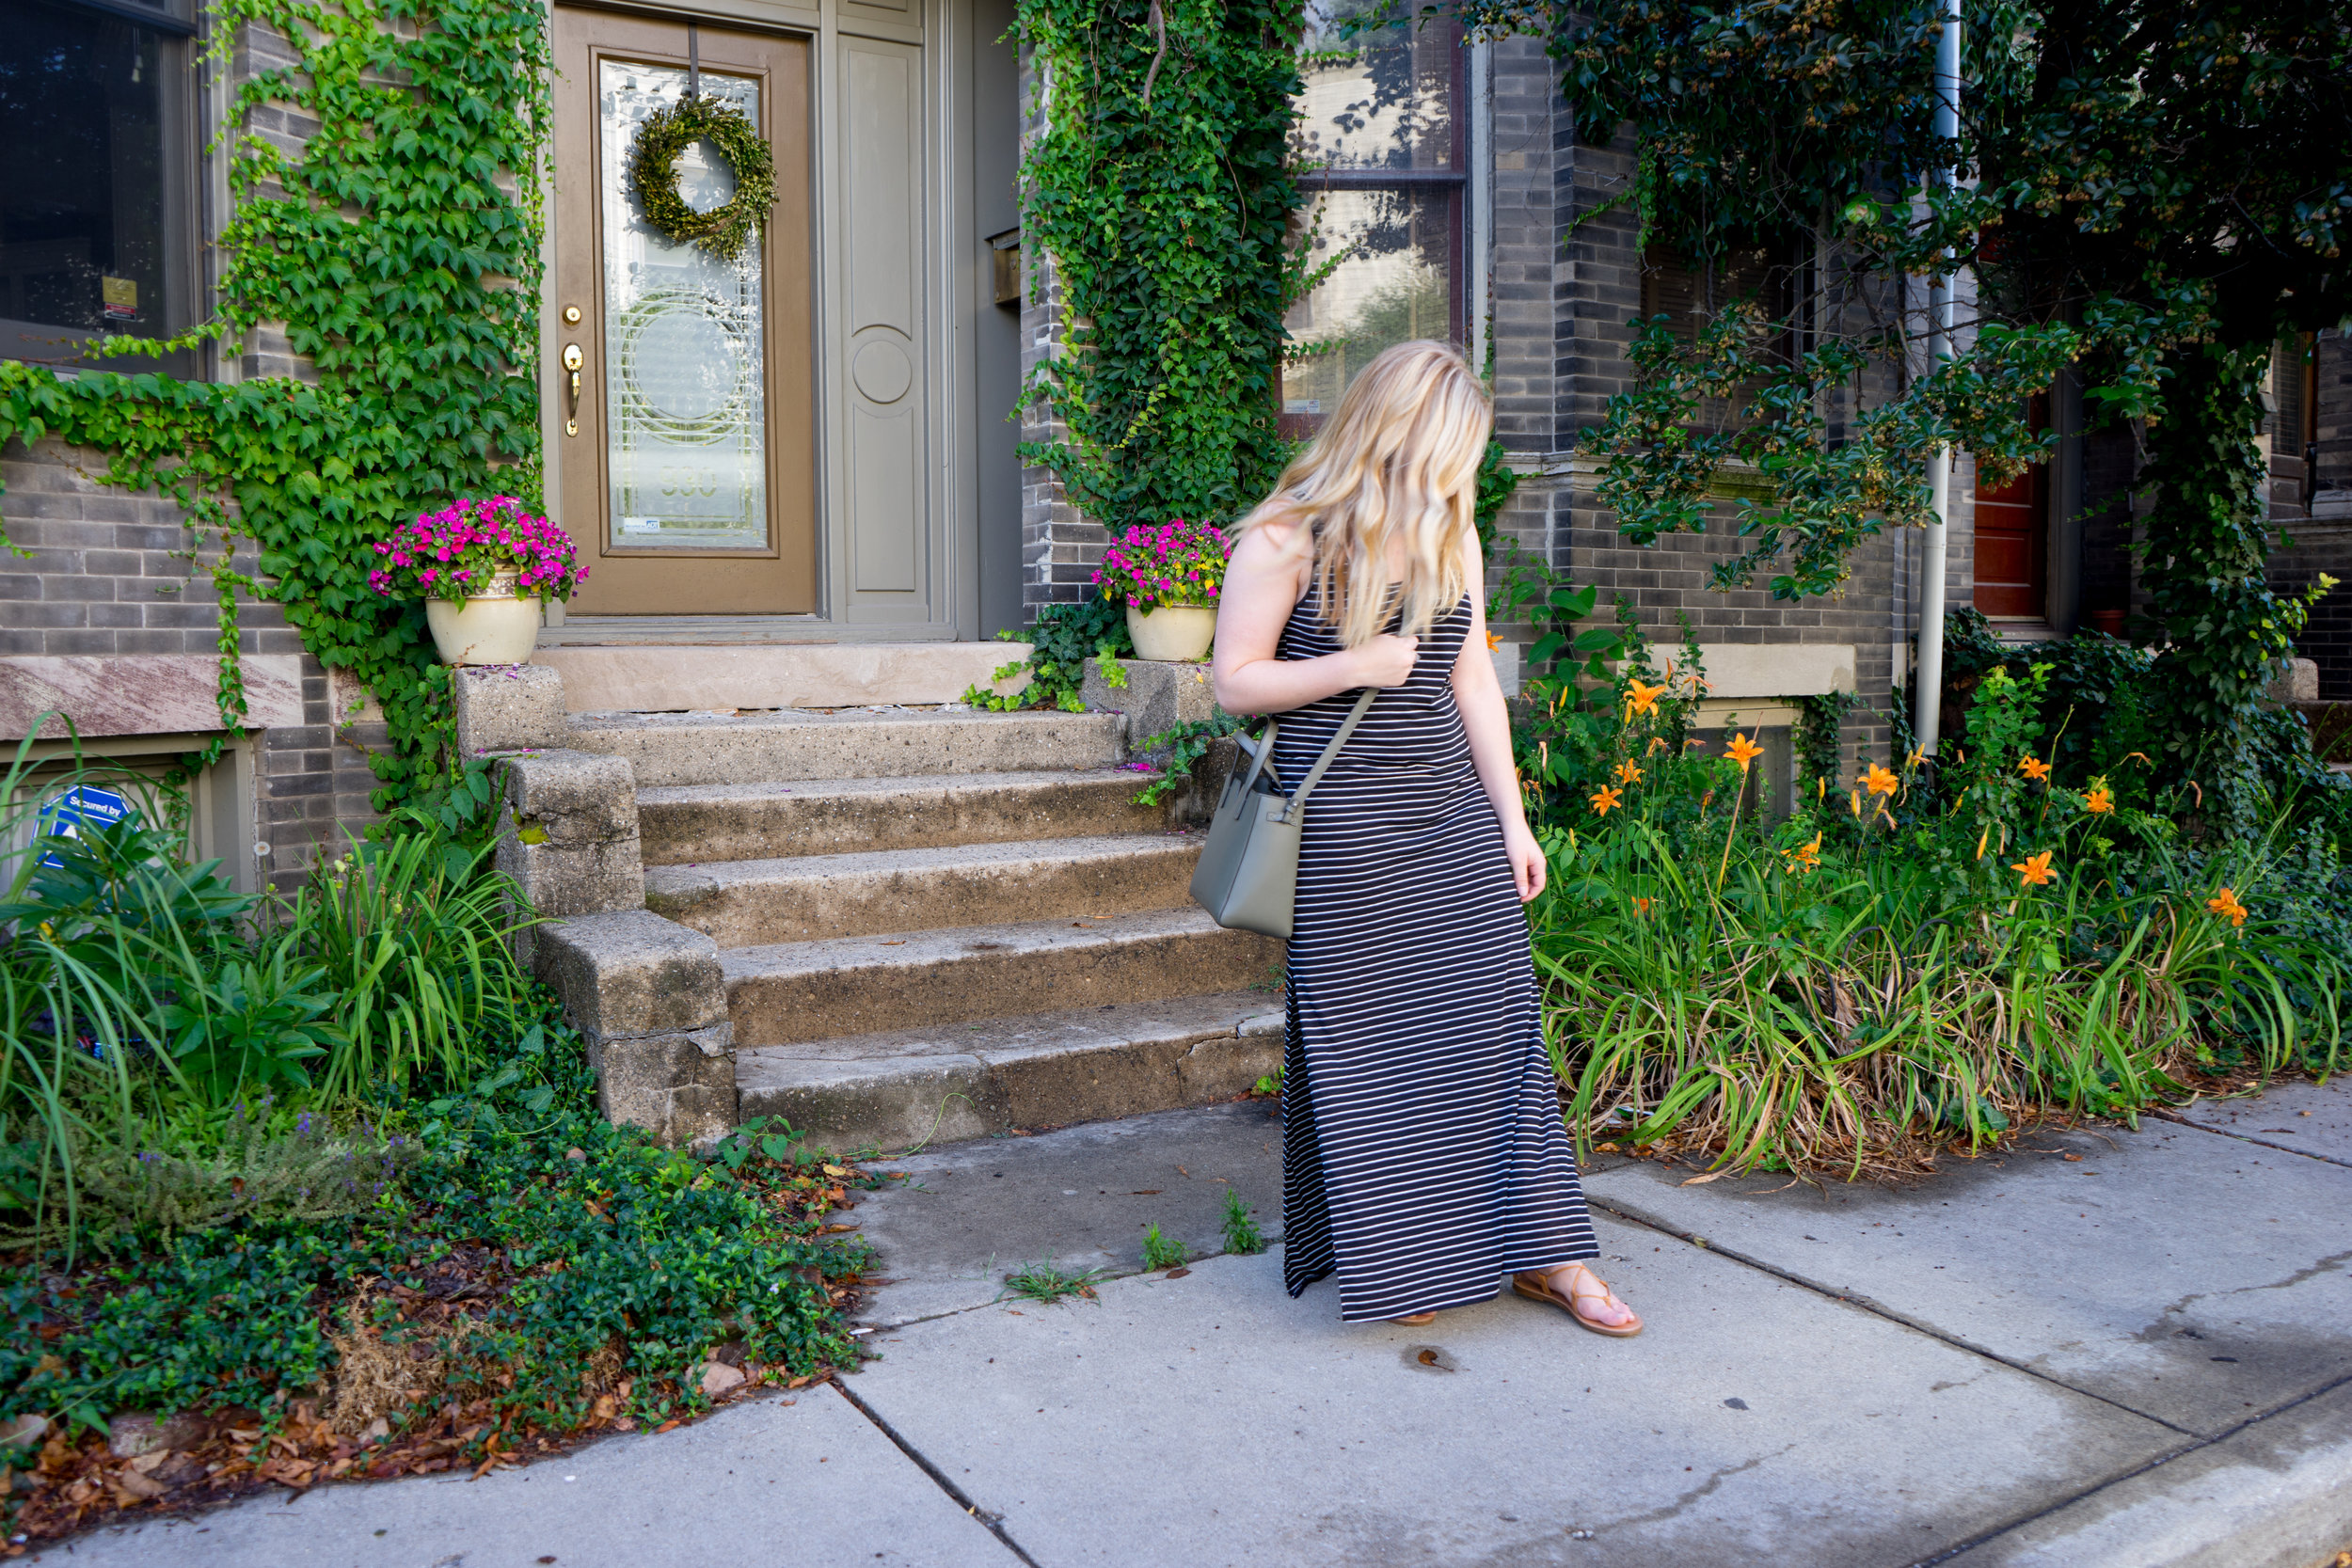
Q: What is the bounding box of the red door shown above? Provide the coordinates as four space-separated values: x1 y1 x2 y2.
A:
1973 398 2048 620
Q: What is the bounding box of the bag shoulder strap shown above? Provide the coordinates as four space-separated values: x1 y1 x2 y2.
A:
1284 687 1377 816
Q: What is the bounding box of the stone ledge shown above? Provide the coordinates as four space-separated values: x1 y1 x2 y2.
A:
534 908 725 1040
1081 657 1216 761
533 642 1034 712
494 750 644 922
0 655 304 740
533 909 738 1148
454 662 566 755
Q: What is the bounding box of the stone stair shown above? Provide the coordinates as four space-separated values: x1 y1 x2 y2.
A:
490 685 1280 1155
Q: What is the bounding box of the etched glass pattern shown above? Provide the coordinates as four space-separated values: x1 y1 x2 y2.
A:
599 60 766 551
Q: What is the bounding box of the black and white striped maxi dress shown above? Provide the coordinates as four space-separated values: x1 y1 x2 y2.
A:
1274 585 1599 1322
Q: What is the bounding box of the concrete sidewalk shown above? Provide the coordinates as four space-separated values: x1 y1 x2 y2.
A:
54 1085 2352 1567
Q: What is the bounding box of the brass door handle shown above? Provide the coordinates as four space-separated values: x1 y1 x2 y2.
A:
562 343 584 436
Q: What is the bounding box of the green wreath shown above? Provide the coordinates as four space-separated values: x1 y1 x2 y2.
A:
628 93 777 262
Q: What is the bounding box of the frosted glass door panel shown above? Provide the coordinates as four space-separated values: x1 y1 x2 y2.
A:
599 61 768 551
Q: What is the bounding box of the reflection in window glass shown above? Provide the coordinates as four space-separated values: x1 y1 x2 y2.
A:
1292 0 1455 172
0 0 173 350
1282 187 1455 423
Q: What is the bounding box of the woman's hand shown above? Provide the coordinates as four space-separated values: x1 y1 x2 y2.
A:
1348 633 1421 689
1503 818 1547 904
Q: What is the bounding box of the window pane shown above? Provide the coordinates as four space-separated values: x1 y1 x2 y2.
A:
0 0 173 349
1282 187 1457 430
598 58 770 552
1294 0 1456 172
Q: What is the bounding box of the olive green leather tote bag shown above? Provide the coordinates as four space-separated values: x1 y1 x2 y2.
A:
1189 688 1378 940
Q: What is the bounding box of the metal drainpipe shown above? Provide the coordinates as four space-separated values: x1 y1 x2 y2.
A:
1913 0 1963 759
1469 37 1493 375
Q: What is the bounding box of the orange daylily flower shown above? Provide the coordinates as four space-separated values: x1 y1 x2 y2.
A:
1631 895 1652 916
1975 826 1991 861
2011 850 2057 887
1589 784 1624 817
1862 763 1899 797
1486 630 1502 653
1849 788 1865 818
2207 887 2248 928
1646 736 1670 755
2019 755 2052 783
2084 786 2114 815
1724 732 1764 771
1784 833 1822 874
1625 677 1670 718
1613 759 1644 784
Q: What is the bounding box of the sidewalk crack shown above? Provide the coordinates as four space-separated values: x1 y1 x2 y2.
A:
832 1379 1042 1566
1586 1195 2200 1436
2150 1108 2352 1170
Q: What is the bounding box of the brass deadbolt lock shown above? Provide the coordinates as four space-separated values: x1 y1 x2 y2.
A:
562 305 581 325
562 343 583 371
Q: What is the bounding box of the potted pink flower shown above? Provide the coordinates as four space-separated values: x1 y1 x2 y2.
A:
368 498 587 665
1090 518 1226 661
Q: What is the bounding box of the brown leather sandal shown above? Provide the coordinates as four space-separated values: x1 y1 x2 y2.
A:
1391 1311 1437 1325
1513 1263 1643 1338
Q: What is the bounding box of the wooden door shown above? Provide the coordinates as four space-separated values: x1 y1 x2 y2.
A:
550 10 815 614
1973 397 2049 620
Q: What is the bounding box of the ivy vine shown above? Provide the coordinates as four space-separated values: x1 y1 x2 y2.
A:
1013 0 1311 535
0 0 551 810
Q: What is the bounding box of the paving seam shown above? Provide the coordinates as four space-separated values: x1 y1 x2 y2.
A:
2150 1106 2352 1170
828 1381 1043 1566
1898 1370 2352 1568
1583 1193 2201 1436
855 1233 1289 1334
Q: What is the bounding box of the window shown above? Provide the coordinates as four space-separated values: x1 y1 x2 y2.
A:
0 0 199 366
1281 1 1464 437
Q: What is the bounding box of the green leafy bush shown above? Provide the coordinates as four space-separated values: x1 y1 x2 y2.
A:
0 1020 862 1441
0 737 530 1254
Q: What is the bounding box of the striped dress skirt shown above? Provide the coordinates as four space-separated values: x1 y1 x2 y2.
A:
1273 588 1599 1322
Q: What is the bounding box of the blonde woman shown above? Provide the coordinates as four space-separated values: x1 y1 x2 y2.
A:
1211 341 1640 1334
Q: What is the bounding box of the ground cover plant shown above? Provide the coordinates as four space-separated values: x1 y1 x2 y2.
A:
0 741 879 1544
1523 645 2347 1182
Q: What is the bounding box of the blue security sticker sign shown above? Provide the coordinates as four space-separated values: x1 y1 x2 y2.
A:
36 784 135 866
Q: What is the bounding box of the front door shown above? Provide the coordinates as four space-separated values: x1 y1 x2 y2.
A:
1973 396 2050 621
550 9 815 615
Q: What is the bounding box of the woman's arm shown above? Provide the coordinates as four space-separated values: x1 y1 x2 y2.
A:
1451 537 1547 903
1211 517 1419 715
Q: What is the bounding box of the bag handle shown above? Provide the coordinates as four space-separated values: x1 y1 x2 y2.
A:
1275 687 1377 822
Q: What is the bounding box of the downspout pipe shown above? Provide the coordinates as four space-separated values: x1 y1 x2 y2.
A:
1913 0 1962 759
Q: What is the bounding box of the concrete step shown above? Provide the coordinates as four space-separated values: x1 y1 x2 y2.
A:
636 769 1167 865
721 908 1282 1048
531 641 1034 711
645 832 1203 948
564 706 1123 788
734 991 1280 1154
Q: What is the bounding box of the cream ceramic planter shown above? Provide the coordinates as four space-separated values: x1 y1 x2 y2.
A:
1125 603 1216 662
425 577 542 665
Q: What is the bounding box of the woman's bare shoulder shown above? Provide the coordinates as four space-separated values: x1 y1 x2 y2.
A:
1237 510 1315 566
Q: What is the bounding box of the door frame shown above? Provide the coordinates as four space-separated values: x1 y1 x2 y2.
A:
549 8 818 616
538 0 993 644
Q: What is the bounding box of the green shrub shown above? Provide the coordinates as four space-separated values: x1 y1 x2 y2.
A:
0 735 529 1255
0 1020 863 1440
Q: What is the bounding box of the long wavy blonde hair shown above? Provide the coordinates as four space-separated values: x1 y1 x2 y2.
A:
1237 340 1492 648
